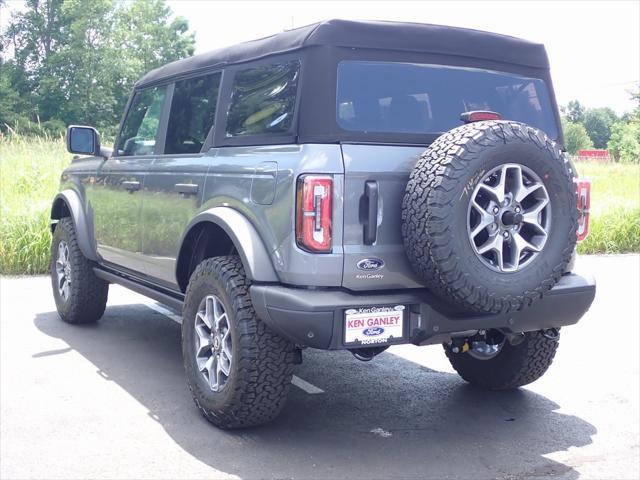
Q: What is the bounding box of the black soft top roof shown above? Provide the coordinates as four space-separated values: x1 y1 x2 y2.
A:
137 19 549 87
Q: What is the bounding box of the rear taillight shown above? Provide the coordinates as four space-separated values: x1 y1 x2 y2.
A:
460 110 502 123
575 179 591 241
296 175 333 252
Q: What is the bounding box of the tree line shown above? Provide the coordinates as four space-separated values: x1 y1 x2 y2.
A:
0 0 195 136
561 96 640 163
1 1 638 163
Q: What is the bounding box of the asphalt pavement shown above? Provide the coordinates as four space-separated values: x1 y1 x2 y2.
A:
1 255 638 480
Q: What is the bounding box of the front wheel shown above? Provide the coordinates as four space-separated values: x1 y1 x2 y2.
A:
182 256 295 429
51 217 109 324
444 330 559 390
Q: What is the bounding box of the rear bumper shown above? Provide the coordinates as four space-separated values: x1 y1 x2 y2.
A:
250 273 596 350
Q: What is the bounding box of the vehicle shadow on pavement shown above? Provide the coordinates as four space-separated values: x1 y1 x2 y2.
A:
34 305 596 480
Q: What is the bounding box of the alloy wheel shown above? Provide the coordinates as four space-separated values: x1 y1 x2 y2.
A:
55 241 72 301
467 163 551 273
194 294 233 392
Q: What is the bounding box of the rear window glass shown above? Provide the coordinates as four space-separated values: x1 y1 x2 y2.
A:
336 61 558 139
226 61 299 137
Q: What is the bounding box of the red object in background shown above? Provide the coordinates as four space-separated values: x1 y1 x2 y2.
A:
575 179 591 242
578 149 609 158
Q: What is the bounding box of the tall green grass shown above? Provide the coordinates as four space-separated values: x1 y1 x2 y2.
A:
0 134 71 274
575 162 640 254
0 135 638 274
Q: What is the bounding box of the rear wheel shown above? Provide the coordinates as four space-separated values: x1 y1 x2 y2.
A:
50 217 109 324
444 330 559 390
182 256 295 429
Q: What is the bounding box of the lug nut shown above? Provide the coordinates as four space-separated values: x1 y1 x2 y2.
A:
503 231 509 238
515 206 521 213
493 206 499 214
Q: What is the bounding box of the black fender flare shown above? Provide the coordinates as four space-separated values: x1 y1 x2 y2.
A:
50 190 99 261
178 207 279 283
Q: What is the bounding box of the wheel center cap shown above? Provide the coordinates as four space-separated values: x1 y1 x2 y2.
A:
213 336 221 351
501 210 523 226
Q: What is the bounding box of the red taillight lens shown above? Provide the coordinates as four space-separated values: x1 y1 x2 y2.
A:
460 110 502 123
296 175 333 252
575 179 591 242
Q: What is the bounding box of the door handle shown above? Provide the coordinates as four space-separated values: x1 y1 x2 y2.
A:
363 181 379 245
174 183 199 195
122 180 140 192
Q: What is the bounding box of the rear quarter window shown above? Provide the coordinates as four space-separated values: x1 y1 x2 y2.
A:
226 61 300 137
336 61 558 139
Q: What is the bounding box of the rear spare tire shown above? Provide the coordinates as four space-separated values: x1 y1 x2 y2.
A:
402 121 577 313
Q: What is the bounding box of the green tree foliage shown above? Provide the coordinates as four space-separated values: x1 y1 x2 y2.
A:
562 99 586 124
113 0 194 117
0 61 27 127
561 117 593 155
608 121 640 163
0 0 194 133
583 107 618 149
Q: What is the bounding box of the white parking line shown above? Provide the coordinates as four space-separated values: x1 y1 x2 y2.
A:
144 303 324 394
291 375 324 394
145 303 183 324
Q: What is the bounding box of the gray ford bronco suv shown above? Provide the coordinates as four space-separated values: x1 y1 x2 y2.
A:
51 20 595 428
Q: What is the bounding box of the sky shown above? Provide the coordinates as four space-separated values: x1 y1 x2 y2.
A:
167 0 640 115
1 0 639 114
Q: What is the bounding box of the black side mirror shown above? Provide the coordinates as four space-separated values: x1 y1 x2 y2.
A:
67 125 101 156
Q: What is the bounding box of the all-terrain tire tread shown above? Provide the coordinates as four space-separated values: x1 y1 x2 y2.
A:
51 217 108 324
444 331 559 389
183 256 295 429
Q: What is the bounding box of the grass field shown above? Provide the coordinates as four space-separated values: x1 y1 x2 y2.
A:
1 134 639 274
1 135 70 274
575 161 640 254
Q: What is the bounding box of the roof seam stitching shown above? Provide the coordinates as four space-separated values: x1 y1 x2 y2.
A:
136 49 306 88
301 20 323 45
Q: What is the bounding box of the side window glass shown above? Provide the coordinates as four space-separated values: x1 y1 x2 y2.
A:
226 61 299 137
116 86 166 156
165 73 221 154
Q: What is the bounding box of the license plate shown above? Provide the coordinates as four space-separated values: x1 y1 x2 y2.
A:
344 305 405 345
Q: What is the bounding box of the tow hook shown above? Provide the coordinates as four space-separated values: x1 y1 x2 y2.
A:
450 341 470 354
351 346 388 362
541 328 560 341
447 330 506 360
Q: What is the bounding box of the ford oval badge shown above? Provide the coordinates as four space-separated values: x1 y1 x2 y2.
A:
357 258 385 271
363 327 384 336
